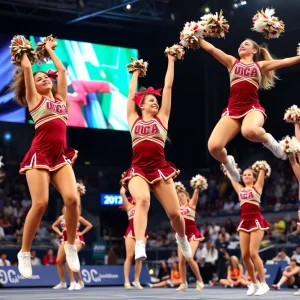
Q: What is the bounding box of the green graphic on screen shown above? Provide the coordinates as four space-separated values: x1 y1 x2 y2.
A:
30 36 137 131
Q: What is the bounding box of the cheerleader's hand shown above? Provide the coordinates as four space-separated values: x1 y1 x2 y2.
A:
77 232 83 236
258 164 266 171
167 54 177 62
120 186 126 195
45 38 57 51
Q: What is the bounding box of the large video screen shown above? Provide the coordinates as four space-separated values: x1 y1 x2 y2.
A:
0 34 137 131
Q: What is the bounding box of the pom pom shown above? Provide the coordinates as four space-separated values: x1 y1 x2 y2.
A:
252 8 285 39
164 44 185 60
35 35 57 64
0 156 4 168
283 105 300 124
279 136 300 158
9 35 37 66
77 182 86 195
297 44 300 56
220 163 242 176
180 21 205 49
174 181 186 192
252 160 271 178
190 174 208 191
201 9 230 38
126 58 148 77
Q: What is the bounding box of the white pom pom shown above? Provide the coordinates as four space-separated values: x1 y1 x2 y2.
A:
174 181 186 192
297 44 300 56
180 21 205 49
190 174 208 191
251 160 271 178
36 35 57 64
0 156 4 168
283 105 300 124
279 136 300 158
77 182 86 195
126 58 149 77
164 44 185 60
252 8 285 39
200 9 230 38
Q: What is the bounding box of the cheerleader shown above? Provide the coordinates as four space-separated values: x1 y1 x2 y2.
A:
175 184 204 291
10 37 80 278
223 162 270 296
120 186 146 289
122 55 192 261
198 38 300 182
52 183 92 290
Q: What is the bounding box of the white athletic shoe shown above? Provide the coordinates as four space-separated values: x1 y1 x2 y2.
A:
64 243 80 272
224 155 241 182
247 283 260 296
196 281 204 291
263 133 286 159
176 283 187 291
68 281 77 290
53 282 67 289
294 289 300 296
135 240 147 261
17 251 32 279
132 281 143 289
254 283 270 296
175 234 192 259
74 281 85 290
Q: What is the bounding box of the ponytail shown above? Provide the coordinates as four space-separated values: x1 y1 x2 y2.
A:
250 40 279 90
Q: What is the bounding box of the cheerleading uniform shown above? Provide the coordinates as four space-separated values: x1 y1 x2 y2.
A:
237 186 269 232
20 96 77 174
297 207 300 226
124 206 148 239
60 219 85 245
122 116 179 186
180 205 204 241
221 60 266 119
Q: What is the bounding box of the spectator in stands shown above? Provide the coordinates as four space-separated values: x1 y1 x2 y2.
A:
202 241 218 283
2 216 12 235
157 261 170 282
13 202 24 219
219 256 243 288
0 223 5 239
196 242 207 269
223 199 235 213
43 249 57 266
209 222 220 243
272 216 286 239
21 192 31 209
31 251 42 266
0 254 11 266
3 200 13 218
167 251 178 269
218 227 230 242
36 222 50 240
148 261 181 288
291 246 300 264
272 249 290 264
272 258 300 290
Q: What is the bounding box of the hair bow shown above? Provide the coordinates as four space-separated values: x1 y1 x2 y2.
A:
47 69 58 80
133 87 162 107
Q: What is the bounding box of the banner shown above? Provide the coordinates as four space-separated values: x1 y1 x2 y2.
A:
0 265 150 287
92 241 107 260
264 264 280 285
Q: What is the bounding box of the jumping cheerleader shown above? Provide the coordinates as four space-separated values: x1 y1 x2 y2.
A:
122 55 192 261
10 36 80 278
198 38 300 182
120 186 146 289
223 161 270 295
175 180 205 291
52 183 92 290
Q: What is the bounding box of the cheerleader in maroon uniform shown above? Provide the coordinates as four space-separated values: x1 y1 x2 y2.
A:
122 55 192 261
175 182 204 291
52 183 92 291
10 37 80 278
120 186 146 289
223 162 270 296
198 38 300 182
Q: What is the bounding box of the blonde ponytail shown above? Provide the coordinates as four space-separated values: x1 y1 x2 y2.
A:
249 40 279 90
